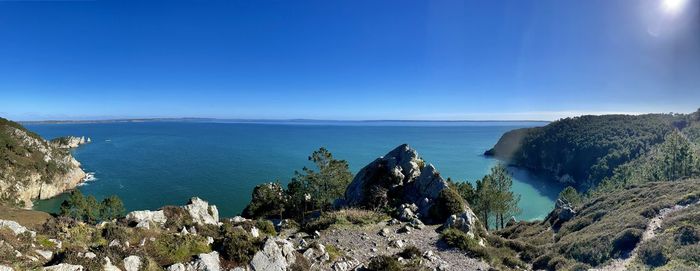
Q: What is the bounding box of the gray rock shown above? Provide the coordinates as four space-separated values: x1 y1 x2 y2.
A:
123 256 141 271
42 264 84 271
192 251 220 271
343 144 458 222
379 228 392 237
250 238 290 271
444 209 478 236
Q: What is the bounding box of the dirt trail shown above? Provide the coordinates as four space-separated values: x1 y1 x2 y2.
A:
591 201 699 271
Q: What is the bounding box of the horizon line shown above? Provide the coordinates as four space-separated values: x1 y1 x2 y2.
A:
18 117 553 125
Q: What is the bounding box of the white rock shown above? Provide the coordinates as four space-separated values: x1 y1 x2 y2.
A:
35 249 53 260
207 236 214 245
251 238 292 271
183 197 219 225
109 239 121 247
0 265 13 271
103 257 122 271
166 263 186 271
0 220 36 237
181 227 189 235
126 210 167 227
230 216 248 223
250 226 260 238
390 239 405 248
43 264 84 271
191 251 221 271
84 252 96 259
123 256 141 271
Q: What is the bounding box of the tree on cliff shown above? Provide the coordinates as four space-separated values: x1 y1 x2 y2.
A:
242 182 286 220
288 147 353 212
60 191 125 223
473 164 520 230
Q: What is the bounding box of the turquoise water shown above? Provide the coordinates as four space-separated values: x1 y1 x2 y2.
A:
26 121 563 221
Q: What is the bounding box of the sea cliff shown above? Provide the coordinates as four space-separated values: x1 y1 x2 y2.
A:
0 118 86 208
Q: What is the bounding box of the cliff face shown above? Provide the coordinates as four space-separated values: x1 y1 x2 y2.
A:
0 118 86 208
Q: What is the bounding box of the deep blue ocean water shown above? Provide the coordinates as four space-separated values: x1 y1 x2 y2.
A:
26 121 564 221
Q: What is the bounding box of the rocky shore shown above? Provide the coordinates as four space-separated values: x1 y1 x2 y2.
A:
0 120 86 208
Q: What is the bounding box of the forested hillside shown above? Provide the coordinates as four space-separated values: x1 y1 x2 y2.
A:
486 110 700 190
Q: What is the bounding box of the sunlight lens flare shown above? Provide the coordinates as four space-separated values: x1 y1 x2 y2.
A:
662 0 687 15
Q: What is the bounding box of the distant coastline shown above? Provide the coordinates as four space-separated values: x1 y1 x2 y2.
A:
20 117 551 125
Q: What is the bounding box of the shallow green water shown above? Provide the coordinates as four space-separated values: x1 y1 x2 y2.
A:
27 121 563 221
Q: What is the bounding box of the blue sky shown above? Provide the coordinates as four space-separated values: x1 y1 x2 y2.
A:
1 0 698 121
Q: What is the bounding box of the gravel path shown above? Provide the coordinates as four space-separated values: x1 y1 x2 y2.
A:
591 200 700 271
286 221 490 271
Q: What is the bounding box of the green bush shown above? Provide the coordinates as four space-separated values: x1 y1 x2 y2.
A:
220 228 261 265
398 246 422 259
675 225 700 245
638 241 668 267
429 188 465 222
255 219 276 236
441 229 489 260
611 228 643 257
146 233 211 265
102 223 129 242
367 255 402 271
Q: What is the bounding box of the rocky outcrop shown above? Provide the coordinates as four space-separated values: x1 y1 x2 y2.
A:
126 197 220 229
0 118 86 208
183 197 220 226
444 210 479 238
125 210 167 228
344 144 471 223
545 198 576 229
49 136 90 149
250 238 297 271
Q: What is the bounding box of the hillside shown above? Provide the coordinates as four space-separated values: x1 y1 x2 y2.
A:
0 117 86 208
497 180 700 270
485 111 700 190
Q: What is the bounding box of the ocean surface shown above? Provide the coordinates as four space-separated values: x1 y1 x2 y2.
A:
26 121 564 221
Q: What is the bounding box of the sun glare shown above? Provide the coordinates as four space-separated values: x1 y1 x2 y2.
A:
662 0 687 15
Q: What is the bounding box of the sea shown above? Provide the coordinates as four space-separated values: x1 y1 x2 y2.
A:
25 120 564 221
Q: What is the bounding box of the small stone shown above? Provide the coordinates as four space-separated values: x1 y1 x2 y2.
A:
251 226 260 238
379 228 391 237
389 239 405 248
35 249 53 260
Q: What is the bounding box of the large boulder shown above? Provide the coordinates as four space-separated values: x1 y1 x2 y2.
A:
344 144 465 223
444 209 478 237
545 198 576 228
183 197 220 226
250 238 297 271
125 210 167 227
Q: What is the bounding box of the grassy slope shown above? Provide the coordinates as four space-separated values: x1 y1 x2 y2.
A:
497 180 700 270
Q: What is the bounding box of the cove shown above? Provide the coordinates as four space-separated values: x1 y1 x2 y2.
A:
27 121 564 221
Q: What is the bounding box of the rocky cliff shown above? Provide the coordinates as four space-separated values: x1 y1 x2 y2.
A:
0 118 86 208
